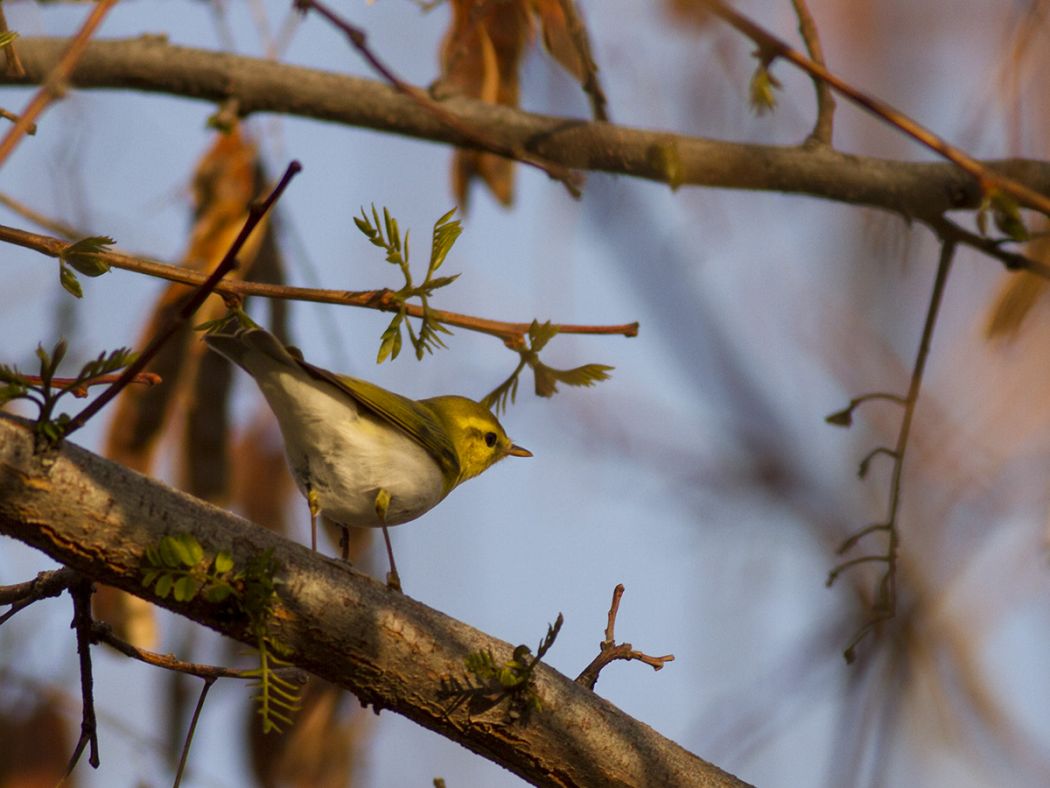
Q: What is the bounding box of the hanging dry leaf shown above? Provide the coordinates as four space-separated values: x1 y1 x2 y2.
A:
985 229 1050 339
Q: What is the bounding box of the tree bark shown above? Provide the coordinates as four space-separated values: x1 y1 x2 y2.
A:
0 414 750 787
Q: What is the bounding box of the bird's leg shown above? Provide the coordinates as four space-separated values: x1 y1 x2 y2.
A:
306 484 320 553
374 488 401 592
340 526 350 562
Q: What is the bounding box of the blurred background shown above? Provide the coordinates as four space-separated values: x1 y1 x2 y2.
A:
2 1 1050 786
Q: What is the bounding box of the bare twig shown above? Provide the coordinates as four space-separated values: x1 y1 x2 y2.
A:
65 575 100 776
294 0 582 197
91 621 307 682
59 160 302 438
831 240 957 663
173 678 215 788
575 584 674 690
703 0 1050 217
789 0 834 145
0 190 81 238
0 0 117 169
925 214 1050 275
0 223 639 345
556 0 609 122
0 567 77 624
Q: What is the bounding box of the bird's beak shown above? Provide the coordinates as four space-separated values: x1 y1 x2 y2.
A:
507 443 533 458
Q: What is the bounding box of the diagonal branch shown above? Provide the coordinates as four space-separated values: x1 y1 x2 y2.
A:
789 0 835 145
0 413 749 788
0 1 117 169
702 0 1050 216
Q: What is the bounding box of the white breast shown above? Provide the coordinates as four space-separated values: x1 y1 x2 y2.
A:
255 367 446 528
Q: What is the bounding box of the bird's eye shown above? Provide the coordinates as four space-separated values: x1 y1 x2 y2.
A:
484 431 498 448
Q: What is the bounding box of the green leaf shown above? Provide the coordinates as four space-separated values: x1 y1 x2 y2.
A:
214 551 234 574
158 536 182 568
527 321 559 353
377 317 403 364
59 262 83 298
429 207 462 274
749 64 781 115
178 533 205 566
60 236 114 277
141 570 159 588
173 575 203 602
155 573 174 599
0 31 19 50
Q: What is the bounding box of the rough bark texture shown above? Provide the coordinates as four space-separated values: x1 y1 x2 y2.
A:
4 35 1050 218
0 414 750 787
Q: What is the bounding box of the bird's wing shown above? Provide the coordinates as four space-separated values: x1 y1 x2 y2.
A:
298 360 461 484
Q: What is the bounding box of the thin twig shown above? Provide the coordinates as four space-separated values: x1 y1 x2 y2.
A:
703 0 1050 217
64 575 100 776
0 190 81 238
92 621 307 682
925 214 1050 275
294 0 582 197
789 0 834 145
0 223 639 344
0 567 77 624
556 0 608 122
836 240 957 663
575 584 674 690
59 160 302 438
172 677 215 788
0 0 117 169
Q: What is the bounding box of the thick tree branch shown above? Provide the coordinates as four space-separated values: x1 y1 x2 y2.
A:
3 36 1050 221
0 414 748 788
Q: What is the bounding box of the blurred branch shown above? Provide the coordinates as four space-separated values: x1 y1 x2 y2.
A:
0 413 750 788
0 223 639 343
701 0 1050 217
789 0 834 145
294 0 582 197
3 37 1050 223
830 240 957 663
0 1 117 169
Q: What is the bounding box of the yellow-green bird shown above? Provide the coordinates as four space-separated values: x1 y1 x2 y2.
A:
205 327 531 589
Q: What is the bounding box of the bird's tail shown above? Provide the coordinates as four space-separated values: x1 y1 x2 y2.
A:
203 328 300 371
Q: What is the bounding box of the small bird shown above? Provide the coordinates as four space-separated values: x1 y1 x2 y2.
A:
205 326 531 589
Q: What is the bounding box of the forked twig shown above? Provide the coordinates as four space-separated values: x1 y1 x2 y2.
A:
575 584 674 690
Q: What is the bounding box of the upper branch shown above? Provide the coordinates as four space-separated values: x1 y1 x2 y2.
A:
0 414 748 788
3 37 1050 220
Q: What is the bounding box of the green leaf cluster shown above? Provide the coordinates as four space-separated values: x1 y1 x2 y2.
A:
141 535 301 733
58 236 114 299
142 533 240 603
482 321 614 414
439 614 562 723
0 340 136 444
353 205 459 363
